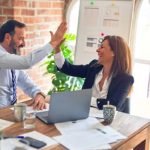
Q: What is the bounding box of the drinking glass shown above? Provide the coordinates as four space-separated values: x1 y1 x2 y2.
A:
23 111 36 129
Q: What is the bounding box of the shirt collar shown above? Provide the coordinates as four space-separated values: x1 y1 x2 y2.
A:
0 44 7 52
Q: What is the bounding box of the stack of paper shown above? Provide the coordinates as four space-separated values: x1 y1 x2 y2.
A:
54 117 126 149
89 107 118 119
54 130 111 150
55 117 100 134
10 103 49 113
26 104 49 113
89 107 104 118
21 131 58 149
95 126 127 141
0 131 57 150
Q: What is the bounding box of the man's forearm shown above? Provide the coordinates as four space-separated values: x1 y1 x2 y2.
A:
0 43 52 69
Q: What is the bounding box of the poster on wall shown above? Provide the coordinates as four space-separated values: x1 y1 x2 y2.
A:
75 0 134 64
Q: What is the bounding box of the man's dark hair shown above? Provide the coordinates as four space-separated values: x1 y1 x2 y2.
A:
0 20 26 42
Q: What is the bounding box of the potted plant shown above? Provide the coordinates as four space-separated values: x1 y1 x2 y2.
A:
43 33 84 95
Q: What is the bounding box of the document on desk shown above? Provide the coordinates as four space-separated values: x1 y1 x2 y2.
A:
10 103 49 113
1 137 54 150
55 117 100 134
53 129 111 150
1 131 57 150
55 117 126 149
0 119 14 130
89 107 118 119
89 107 104 118
96 125 127 141
0 138 28 150
26 103 49 113
21 131 58 148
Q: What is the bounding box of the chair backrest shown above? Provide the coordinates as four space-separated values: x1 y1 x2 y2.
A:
121 98 130 113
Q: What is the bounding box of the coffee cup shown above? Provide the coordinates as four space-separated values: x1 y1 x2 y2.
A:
14 103 27 122
103 102 116 124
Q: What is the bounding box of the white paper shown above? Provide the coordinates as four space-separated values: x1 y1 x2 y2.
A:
83 7 99 28
21 131 58 149
53 130 111 150
96 125 127 141
55 117 99 134
89 107 104 119
10 103 49 113
0 119 14 130
0 138 31 150
55 117 126 149
26 103 49 113
90 97 97 107
0 131 57 150
54 125 126 150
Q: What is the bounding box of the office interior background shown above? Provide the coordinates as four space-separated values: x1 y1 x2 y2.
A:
0 0 150 118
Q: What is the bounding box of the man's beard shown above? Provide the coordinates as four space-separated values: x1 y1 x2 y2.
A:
9 40 23 55
12 48 17 54
9 39 17 54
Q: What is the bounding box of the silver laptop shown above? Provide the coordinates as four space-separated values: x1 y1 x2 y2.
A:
36 89 92 124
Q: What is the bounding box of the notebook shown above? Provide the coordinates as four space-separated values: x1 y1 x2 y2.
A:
36 89 92 124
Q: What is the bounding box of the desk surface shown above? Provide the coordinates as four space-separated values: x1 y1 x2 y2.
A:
0 103 150 150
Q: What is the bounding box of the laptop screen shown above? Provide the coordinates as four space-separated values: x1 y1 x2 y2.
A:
36 89 92 124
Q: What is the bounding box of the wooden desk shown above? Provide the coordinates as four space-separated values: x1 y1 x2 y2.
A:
110 112 150 150
0 105 150 150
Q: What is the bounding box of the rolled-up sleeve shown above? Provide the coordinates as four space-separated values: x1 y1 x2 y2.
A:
54 52 65 69
17 70 41 98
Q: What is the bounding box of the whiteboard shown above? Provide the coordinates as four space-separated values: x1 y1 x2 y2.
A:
74 0 134 64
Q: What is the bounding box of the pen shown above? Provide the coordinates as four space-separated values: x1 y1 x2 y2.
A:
96 117 104 119
16 136 24 139
96 128 106 134
90 105 98 109
2 136 24 139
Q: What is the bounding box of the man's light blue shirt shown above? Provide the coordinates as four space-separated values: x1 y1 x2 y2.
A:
0 43 53 108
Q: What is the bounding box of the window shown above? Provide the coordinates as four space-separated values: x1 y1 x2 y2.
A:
67 0 80 34
131 0 150 118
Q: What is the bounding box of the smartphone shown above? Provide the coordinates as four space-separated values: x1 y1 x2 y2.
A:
19 136 46 149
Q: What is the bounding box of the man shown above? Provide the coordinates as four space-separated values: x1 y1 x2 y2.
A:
0 20 67 109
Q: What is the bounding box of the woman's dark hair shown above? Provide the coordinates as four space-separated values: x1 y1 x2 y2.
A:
103 35 132 76
0 20 26 42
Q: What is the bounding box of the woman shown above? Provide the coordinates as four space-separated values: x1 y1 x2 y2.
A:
54 35 134 113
